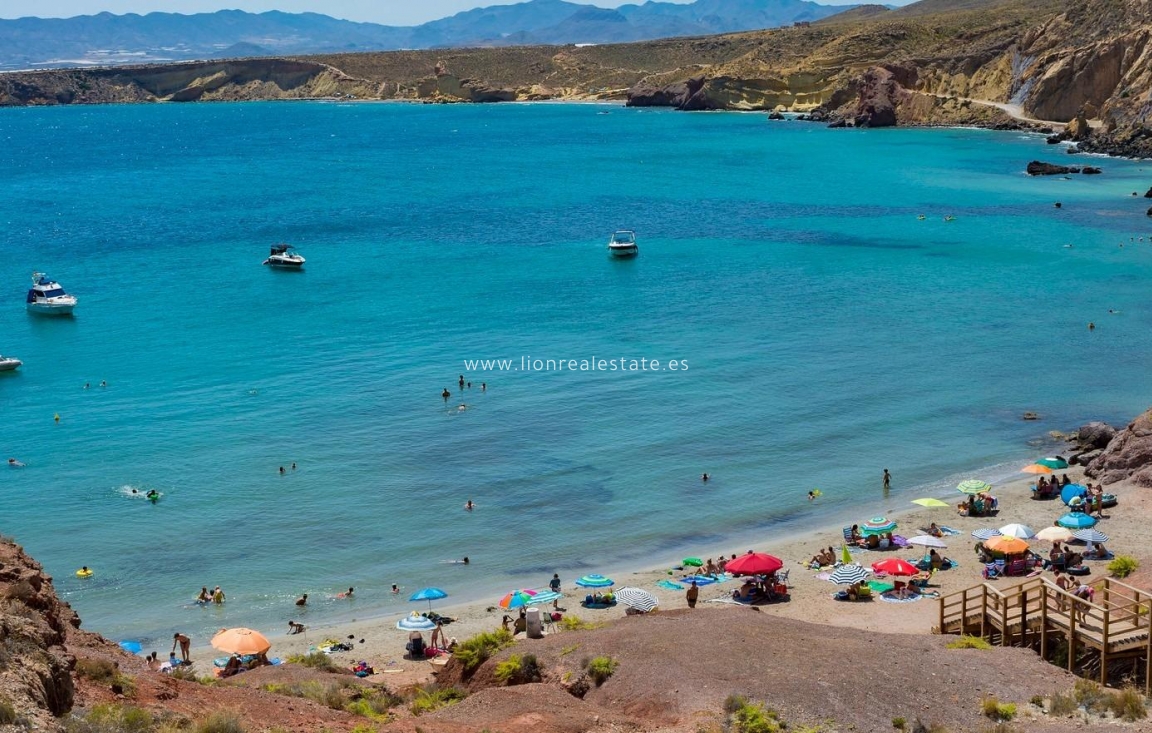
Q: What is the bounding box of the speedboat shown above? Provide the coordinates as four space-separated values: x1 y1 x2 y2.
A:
263 244 306 269
608 230 638 258
26 273 77 315
0 355 22 372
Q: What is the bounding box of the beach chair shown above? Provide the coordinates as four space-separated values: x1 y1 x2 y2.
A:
842 526 854 543
1005 558 1027 576
982 562 1000 580
776 569 789 585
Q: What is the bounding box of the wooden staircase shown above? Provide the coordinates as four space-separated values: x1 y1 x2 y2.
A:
936 576 1152 690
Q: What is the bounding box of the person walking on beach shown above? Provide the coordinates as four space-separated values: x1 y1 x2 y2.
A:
686 579 699 608
883 469 891 491
549 573 561 593
172 632 191 662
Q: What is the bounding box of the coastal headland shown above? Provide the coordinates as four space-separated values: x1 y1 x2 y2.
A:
6 409 1152 731
1 0 1150 156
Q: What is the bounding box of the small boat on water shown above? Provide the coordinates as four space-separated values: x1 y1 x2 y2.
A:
26 273 77 315
0 355 22 372
263 244 306 269
608 230 638 258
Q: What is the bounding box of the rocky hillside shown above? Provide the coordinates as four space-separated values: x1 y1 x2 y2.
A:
0 0 1149 147
1087 407 1152 487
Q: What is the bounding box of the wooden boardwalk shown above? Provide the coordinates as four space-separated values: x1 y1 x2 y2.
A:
936 576 1152 690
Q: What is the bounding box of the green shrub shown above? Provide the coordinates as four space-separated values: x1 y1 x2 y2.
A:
1108 687 1148 721
409 685 467 716
286 652 339 672
892 717 906 729
980 697 1015 721
946 636 992 650
560 644 579 656
730 700 782 733
195 711 244 733
493 653 541 685
724 694 748 714
1073 679 1108 712
452 628 514 672
66 704 155 733
558 615 602 631
1047 692 1076 716
76 658 119 683
1108 555 1139 579
0 699 16 725
586 656 618 686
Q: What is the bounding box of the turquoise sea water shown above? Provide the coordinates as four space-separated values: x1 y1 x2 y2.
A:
2 101 1152 647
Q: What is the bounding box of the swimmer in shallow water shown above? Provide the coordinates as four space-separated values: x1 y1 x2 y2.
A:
146 490 159 501
442 388 451 401
391 584 400 594
8 458 24 468
465 500 474 511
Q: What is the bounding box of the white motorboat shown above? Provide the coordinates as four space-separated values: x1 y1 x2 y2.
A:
608 230 638 258
26 273 77 315
263 244 306 269
0 355 22 372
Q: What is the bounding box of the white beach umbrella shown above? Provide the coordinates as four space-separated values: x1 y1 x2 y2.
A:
972 528 1001 541
998 523 1036 540
1035 526 1073 543
614 587 658 612
828 565 871 585
396 612 436 632
1072 529 1110 544
907 535 948 549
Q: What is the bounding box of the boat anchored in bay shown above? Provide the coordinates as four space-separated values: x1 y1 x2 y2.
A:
263 244 306 269
26 273 77 315
608 230 638 258
0 355 22 372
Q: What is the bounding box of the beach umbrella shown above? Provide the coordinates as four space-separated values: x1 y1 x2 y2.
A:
840 544 853 565
972 528 1002 541
1072 529 1110 544
860 517 898 536
957 479 992 495
211 627 271 655
498 589 537 610
575 574 614 588
998 523 1036 540
1036 457 1069 469
1021 464 1053 475
682 558 703 567
409 587 448 612
907 535 948 549
911 498 951 508
872 558 919 577
1057 512 1098 529
118 641 143 655
1061 484 1089 506
396 612 436 632
614 587 658 612
529 590 563 605
1035 526 1073 542
984 536 1029 554
828 565 870 585
726 552 784 576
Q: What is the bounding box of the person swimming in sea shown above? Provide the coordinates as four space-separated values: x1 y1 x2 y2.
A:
196 587 211 603
336 587 354 599
701 473 709 482
465 500 474 511
146 489 159 502
7 458 25 468
391 584 400 594
442 388 451 402
279 466 285 474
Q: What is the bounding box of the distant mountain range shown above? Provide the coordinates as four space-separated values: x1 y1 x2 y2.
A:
0 0 862 70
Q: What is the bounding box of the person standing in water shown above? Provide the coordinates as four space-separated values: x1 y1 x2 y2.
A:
465 500 474 511
883 469 891 491
442 388 451 402
295 593 308 606
196 587 211 603
212 586 225 604
458 374 465 389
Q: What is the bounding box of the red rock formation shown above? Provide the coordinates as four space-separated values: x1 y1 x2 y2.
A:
1086 407 1152 486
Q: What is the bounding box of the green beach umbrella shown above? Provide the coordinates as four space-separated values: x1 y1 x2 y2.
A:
682 557 703 567
957 479 992 495
1036 457 1069 469
840 544 852 565
911 498 950 508
860 516 897 536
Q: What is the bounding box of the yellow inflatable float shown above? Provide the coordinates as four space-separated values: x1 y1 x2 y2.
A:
76 567 93 578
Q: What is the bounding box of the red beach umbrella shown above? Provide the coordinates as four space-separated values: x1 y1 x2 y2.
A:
726 552 784 576
871 558 919 577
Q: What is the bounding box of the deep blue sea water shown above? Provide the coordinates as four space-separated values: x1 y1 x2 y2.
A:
2 101 1152 647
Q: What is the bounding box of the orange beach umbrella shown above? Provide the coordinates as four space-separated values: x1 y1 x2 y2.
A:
211 627 271 655
983 536 1030 555
1021 464 1053 475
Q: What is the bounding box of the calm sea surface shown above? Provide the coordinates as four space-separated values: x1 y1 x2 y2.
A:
2 101 1151 646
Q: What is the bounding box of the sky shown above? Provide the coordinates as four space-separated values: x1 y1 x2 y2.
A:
0 0 885 26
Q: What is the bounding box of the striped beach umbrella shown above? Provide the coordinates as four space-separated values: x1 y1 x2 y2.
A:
1072 529 1109 544
396 612 436 631
498 589 537 610
998 523 1035 540
529 590 563 605
957 479 992 494
1036 457 1069 469
860 517 897 536
972 528 1001 541
828 565 870 585
1057 512 1098 529
575 574 614 588
614 587 658 612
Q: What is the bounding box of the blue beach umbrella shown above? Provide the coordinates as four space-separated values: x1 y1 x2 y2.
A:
575 574 614 588
1037 457 1069 469
397 612 436 632
1061 484 1089 506
1057 512 1098 529
409 587 448 612
529 590 563 605
118 640 143 654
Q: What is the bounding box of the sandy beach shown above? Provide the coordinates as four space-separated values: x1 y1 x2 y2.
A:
185 464 1143 687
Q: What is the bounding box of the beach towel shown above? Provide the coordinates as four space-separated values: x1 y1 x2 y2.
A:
814 572 832 581
867 580 895 593
1085 552 1115 562
879 592 923 603
681 576 717 586
938 526 961 536
656 580 684 591
891 535 911 548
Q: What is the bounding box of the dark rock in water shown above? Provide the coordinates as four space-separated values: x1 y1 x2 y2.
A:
1071 449 1102 466
626 76 715 111
796 114 809 121
1144 187 1152 198
1022 411 1040 421
1046 135 1063 144
828 118 848 128
1082 166 1102 174
767 111 785 120
852 67 898 128
1079 421 1117 450
1027 161 1072 176
806 109 830 122
1147 207 1152 217
1066 146 1080 154
1054 202 1062 208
